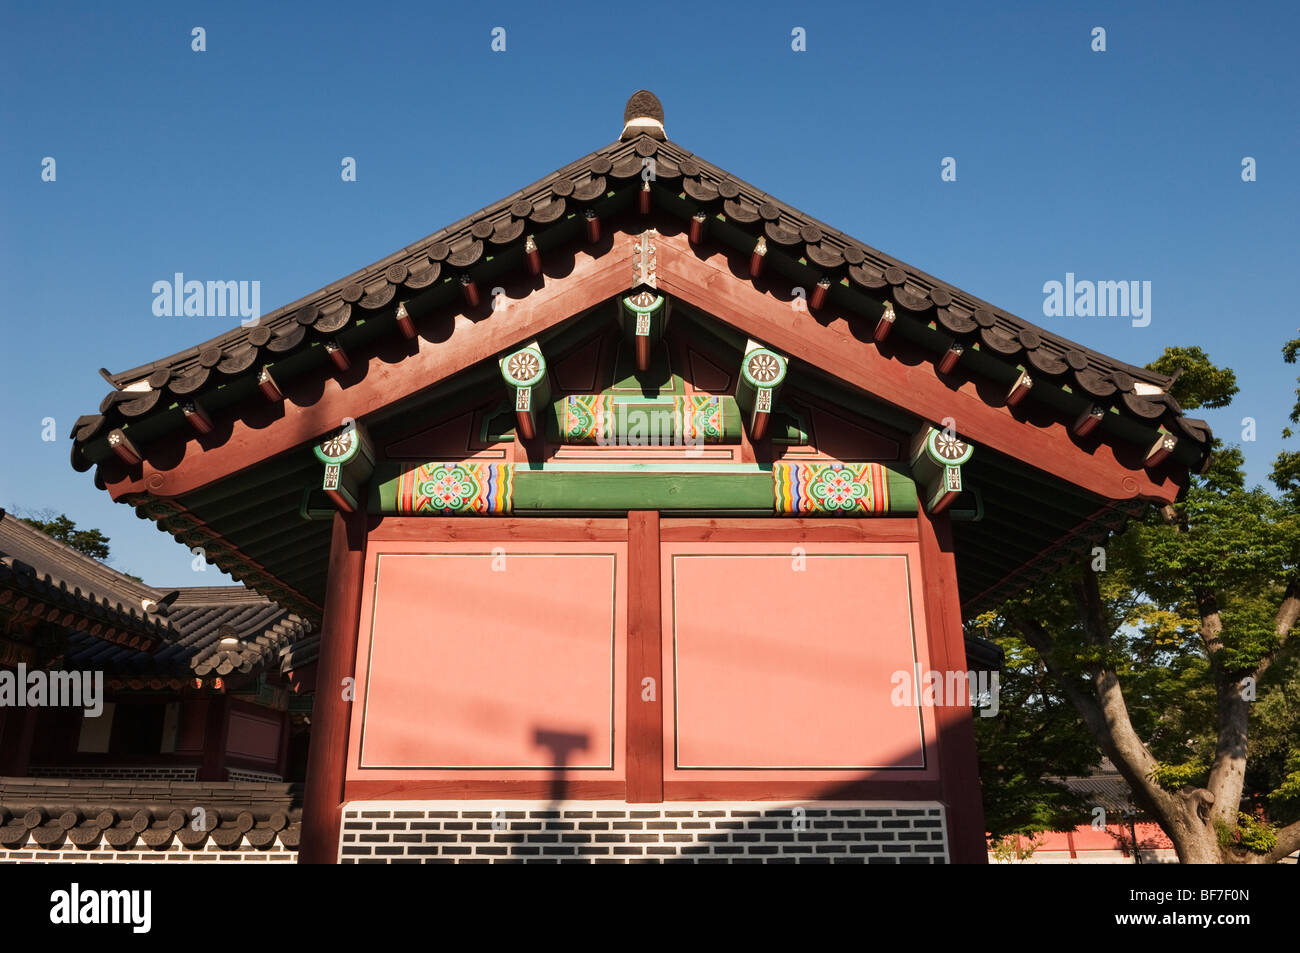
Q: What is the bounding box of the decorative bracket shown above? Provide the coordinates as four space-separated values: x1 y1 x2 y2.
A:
620 292 670 372
909 425 974 514
632 229 658 289
313 421 375 513
500 343 551 441
736 342 788 442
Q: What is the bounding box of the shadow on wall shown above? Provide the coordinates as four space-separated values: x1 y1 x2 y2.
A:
466 722 956 864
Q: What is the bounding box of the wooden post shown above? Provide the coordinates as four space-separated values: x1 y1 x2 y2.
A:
276 709 291 780
626 510 663 803
0 706 38 776
299 508 368 864
197 695 229 782
916 506 989 864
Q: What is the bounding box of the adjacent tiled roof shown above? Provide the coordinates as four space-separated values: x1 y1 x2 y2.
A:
0 778 300 853
68 92 1212 474
278 633 319 674
964 634 1005 672
64 586 313 678
0 509 173 645
1052 760 1141 814
0 511 313 680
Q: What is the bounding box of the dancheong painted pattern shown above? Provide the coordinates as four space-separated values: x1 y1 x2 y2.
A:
773 462 893 515
396 462 513 515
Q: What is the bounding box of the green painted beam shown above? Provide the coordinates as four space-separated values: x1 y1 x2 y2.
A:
370 461 917 515
512 468 773 512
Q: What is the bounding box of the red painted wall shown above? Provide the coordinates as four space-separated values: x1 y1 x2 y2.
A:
346 540 628 782
662 541 938 782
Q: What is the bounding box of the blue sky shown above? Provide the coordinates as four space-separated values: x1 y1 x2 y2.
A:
1 0 1296 584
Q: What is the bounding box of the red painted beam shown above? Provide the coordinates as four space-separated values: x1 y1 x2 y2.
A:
916 507 988 864
626 511 663 803
299 509 367 864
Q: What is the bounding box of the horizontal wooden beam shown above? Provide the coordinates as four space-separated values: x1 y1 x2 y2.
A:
369 463 919 515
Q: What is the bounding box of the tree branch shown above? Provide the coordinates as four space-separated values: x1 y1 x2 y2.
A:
1256 579 1300 682
1009 613 1179 822
1265 819 1300 864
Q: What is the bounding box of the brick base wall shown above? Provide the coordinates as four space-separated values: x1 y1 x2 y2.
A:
339 801 949 864
226 768 283 783
31 766 200 781
0 837 297 863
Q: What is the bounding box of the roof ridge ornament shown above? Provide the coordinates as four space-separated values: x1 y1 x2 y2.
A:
621 90 666 140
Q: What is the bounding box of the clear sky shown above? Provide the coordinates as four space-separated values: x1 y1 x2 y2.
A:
1 0 1296 585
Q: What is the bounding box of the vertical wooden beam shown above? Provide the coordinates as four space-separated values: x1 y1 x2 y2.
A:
299 509 368 864
915 506 988 864
626 510 663 803
197 694 230 782
276 709 292 780
0 706 37 776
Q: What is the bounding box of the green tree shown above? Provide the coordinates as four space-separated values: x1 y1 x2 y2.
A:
975 628 1098 842
983 345 1300 863
18 511 112 560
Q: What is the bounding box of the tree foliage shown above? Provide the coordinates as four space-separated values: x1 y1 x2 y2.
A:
20 511 112 560
977 344 1300 863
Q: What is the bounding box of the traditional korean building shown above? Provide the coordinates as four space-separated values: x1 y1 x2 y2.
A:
0 509 313 860
58 91 1212 864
